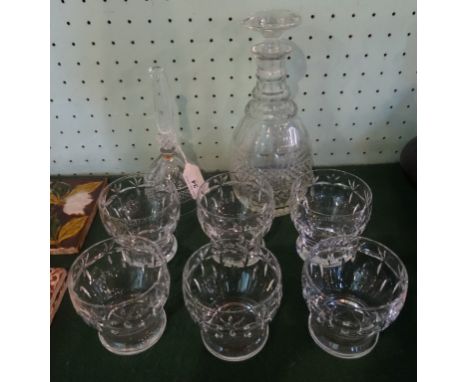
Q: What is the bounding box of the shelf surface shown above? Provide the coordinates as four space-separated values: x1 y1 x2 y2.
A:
51 164 416 382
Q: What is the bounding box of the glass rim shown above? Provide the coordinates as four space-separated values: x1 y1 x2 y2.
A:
293 168 373 218
98 173 180 222
302 235 408 312
67 236 169 310
182 241 282 323
196 171 275 219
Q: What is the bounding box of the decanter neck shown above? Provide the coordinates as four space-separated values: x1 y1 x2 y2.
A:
246 39 296 119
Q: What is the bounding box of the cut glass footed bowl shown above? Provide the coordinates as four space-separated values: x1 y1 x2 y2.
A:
290 169 372 260
302 236 408 359
98 174 180 262
183 240 282 361
68 236 170 355
197 172 275 246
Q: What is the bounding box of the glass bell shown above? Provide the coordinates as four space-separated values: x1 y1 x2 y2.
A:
230 10 313 216
147 66 196 216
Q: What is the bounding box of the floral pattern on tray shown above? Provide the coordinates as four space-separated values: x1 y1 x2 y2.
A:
50 177 107 254
50 268 67 324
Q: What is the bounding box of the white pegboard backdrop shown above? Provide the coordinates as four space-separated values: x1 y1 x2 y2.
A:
50 0 416 175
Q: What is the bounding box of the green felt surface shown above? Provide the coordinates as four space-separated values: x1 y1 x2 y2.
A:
50 164 416 382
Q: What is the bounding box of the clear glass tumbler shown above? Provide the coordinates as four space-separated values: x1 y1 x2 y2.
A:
196 172 275 245
68 236 170 355
302 236 408 359
98 175 180 262
290 169 372 260
183 240 282 361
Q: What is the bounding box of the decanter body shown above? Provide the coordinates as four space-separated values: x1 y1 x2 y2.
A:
231 11 313 216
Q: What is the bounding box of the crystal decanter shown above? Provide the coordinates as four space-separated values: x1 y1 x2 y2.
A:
230 10 313 216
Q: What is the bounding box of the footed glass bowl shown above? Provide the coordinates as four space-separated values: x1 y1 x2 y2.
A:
183 240 282 361
68 236 170 355
197 172 275 245
98 175 180 262
290 169 372 260
302 236 408 359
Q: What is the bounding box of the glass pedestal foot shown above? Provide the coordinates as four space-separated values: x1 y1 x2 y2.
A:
308 314 378 359
201 325 269 362
98 310 167 356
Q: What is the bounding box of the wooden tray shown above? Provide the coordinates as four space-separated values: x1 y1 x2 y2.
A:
50 177 107 254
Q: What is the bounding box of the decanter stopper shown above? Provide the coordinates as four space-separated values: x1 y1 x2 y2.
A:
242 10 301 38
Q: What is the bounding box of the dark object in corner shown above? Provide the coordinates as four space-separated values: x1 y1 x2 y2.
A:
400 137 417 185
